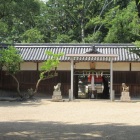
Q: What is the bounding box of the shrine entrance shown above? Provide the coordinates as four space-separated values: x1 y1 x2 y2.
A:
74 70 110 99
66 53 118 101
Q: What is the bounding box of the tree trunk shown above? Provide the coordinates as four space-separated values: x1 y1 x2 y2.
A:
81 0 85 43
81 20 85 43
10 74 22 98
34 79 42 94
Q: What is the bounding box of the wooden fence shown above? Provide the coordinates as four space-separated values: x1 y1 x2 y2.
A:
0 70 140 98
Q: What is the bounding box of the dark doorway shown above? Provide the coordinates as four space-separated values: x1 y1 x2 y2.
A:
74 70 110 99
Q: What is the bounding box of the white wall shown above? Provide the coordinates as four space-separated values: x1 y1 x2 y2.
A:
96 62 130 71
113 62 129 71
75 62 90 69
131 63 140 71
57 62 71 70
39 62 71 71
96 62 110 69
38 62 43 70
20 62 37 70
20 62 140 71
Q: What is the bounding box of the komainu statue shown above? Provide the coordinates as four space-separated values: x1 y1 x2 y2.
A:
121 83 131 101
54 83 61 92
52 83 62 101
122 83 129 92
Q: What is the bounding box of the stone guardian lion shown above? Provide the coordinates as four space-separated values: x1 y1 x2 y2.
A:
122 83 129 92
54 83 61 92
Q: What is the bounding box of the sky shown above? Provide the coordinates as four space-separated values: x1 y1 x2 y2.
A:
40 0 48 2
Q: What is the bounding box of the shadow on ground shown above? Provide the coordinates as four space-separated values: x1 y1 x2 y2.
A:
0 121 140 140
0 98 45 107
1 98 140 108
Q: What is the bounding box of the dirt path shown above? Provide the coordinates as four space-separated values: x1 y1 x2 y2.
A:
0 99 140 140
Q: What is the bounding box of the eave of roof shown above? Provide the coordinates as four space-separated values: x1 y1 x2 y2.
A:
66 54 118 58
13 43 140 62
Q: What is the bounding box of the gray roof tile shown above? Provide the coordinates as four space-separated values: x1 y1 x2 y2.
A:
14 43 140 62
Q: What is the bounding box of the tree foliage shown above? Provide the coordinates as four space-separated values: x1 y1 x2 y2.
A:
0 46 23 97
33 51 64 96
0 0 40 43
104 1 140 43
0 0 140 43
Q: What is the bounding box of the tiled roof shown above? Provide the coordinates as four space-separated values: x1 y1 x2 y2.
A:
14 43 140 62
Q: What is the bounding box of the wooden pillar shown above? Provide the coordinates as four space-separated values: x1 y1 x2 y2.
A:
110 58 114 101
70 57 74 101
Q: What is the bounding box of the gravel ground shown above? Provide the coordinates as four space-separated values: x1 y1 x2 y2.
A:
0 98 140 140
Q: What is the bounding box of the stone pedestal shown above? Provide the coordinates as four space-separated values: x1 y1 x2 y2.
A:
120 92 131 101
52 91 62 101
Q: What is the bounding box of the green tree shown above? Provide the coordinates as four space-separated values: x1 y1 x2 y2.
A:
44 0 116 43
0 46 23 97
0 0 40 43
103 1 140 43
1 0 140 43
135 0 140 18
22 28 44 43
31 51 64 97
